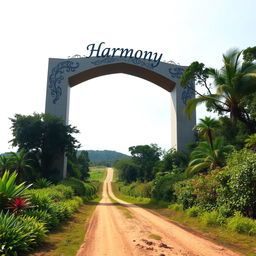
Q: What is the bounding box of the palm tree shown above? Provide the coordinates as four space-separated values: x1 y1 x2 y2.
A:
181 49 256 132
185 137 234 176
193 117 221 150
9 149 32 181
245 133 256 151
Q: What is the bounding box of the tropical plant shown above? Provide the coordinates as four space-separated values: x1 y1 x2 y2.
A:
193 117 221 150
245 133 256 151
185 137 233 175
0 170 32 209
9 149 33 181
180 48 256 132
6 197 31 214
0 155 11 175
33 177 52 188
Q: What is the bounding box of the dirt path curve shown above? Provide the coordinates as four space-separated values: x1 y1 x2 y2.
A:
77 168 242 256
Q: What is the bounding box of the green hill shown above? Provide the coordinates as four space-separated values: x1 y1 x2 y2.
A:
84 150 130 166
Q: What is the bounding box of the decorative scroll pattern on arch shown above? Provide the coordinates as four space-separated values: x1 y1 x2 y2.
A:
49 61 80 104
169 67 194 104
91 57 155 70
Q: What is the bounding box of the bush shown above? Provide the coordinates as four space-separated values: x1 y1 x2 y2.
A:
168 203 183 211
0 211 46 256
174 178 197 209
200 211 226 226
186 206 201 217
151 173 185 202
33 178 52 188
24 209 59 229
60 178 86 196
117 182 152 198
18 216 47 243
224 149 256 218
227 212 256 235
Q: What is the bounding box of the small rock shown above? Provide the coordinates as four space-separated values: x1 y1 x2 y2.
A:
133 240 136 242
159 254 165 256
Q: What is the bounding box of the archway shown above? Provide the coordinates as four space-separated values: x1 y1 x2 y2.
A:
45 56 196 177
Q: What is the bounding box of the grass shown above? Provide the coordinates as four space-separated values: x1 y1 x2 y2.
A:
112 182 256 256
148 233 162 240
28 197 101 256
88 166 107 182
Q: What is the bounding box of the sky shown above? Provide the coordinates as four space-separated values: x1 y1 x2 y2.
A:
0 0 255 155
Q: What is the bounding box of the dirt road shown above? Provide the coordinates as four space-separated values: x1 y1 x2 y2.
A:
77 168 241 256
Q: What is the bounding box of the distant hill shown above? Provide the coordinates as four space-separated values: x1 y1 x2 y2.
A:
83 150 130 166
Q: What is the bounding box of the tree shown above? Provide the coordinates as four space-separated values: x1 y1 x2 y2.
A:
114 158 139 183
160 148 188 174
186 137 234 175
10 113 80 181
129 144 162 182
180 48 256 132
194 117 221 150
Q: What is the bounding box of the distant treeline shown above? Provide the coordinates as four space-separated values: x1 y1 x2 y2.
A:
81 150 130 166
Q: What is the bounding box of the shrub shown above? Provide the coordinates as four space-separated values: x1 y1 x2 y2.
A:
151 173 185 202
174 178 197 209
24 209 59 229
168 203 183 211
33 178 52 188
227 212 256 235
186 206 201 217
18 216 47 243
200 211 226 226
0 170 32 209
224 149 256 218
60 177 86 196
0 211 34 255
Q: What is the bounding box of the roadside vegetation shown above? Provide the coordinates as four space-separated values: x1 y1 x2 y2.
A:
113 46 256 255
0 112 108 255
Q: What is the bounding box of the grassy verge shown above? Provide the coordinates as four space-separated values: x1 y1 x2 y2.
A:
29 167 107 256
88 166 107 182
28 197 101 256
112 182 256 256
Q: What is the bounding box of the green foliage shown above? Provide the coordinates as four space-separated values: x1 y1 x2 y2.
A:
0 211 47 256
180 48 256 132
151 172 185 202
227 212 256 235
160 148 188 174
0 170 31 209
10 113 80 181
200 211 225 226
18 215 47 243
0 155 11 176
114 158 139 183
33 177 52 188
174 179 197 209
129 144 162 182
0 211 33 255
186 137 234 175
60 177 97 199
88 150 130 166
186 206 201 217
224 149 256 218
168 203 183 211
245 133 256 151
117 182 152 198
24 209 58 229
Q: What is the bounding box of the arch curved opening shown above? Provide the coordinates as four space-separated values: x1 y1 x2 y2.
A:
68 62 176 92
